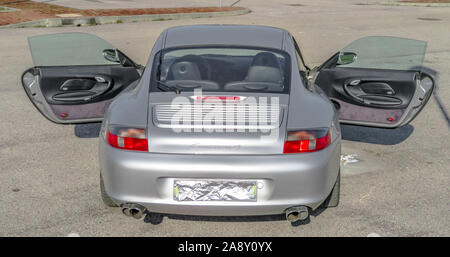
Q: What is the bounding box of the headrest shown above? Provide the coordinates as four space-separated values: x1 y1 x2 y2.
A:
170 61 202 80
250 52 280 68
246 66 283 83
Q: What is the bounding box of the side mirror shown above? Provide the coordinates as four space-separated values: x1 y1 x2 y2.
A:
418 73 434 92
102 49 120 63
337 52 357 65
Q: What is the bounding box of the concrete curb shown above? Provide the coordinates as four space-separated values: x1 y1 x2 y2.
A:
1 8 250 29
380 1 450 7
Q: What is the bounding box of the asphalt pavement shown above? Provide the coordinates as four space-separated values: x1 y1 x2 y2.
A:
0 0 449 236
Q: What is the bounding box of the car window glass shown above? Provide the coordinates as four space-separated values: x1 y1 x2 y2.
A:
337 36 427 70
153 47 291 93
28 32 118 66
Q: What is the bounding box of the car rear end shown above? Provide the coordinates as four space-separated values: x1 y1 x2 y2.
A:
99 33 341 222
99 91 341 217
99 135 340 217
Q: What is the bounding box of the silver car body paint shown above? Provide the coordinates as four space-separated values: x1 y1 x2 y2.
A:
100 25 340 215
99 138 340 215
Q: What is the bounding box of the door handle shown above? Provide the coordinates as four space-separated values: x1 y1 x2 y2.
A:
86 75 113 101
53 75 113 102
344 79 365 103
59 79 96 91
359 82 395 95
344 79 403 107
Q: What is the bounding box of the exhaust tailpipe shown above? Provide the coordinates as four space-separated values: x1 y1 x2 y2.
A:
122 207 132 217
121 203 147 219
285 206 309 223
130 208 144 219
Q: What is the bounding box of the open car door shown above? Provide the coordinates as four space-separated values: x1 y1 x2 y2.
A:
314 36 434 128
21 32 141 124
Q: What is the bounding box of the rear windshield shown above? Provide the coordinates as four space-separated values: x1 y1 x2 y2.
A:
151 47 291 93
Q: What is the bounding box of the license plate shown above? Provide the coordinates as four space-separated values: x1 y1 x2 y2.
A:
173 179 257 201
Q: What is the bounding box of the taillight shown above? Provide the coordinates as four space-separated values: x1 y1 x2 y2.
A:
283 129 331 154
106 126 148 152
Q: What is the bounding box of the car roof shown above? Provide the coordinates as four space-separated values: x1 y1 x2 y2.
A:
163 25 287 50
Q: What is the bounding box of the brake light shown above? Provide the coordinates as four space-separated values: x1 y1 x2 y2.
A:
191 96 246 102
106 127 148 151
283 129 331 154
198 96 241 101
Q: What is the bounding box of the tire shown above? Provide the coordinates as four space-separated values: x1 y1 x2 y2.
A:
323 171 340 208
100 174 118 207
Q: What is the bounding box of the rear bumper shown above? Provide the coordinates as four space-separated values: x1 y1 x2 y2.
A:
99 139 341 216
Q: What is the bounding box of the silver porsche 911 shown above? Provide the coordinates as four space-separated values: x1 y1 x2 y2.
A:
22 25 434 224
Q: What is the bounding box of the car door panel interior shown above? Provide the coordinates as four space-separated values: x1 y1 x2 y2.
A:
330 98 405 125
315 67 430 127
23 65 140 123
49 99 113 120
39 66 139 104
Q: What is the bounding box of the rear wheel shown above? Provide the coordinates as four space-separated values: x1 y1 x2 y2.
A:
323 171 340 207
100 174 118 207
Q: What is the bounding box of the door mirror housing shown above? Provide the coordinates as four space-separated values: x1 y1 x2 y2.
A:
102 49 120 63
103 49 143 71
337 52 357 65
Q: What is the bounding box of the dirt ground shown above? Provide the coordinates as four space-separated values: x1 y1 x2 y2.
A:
0 0 242 26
